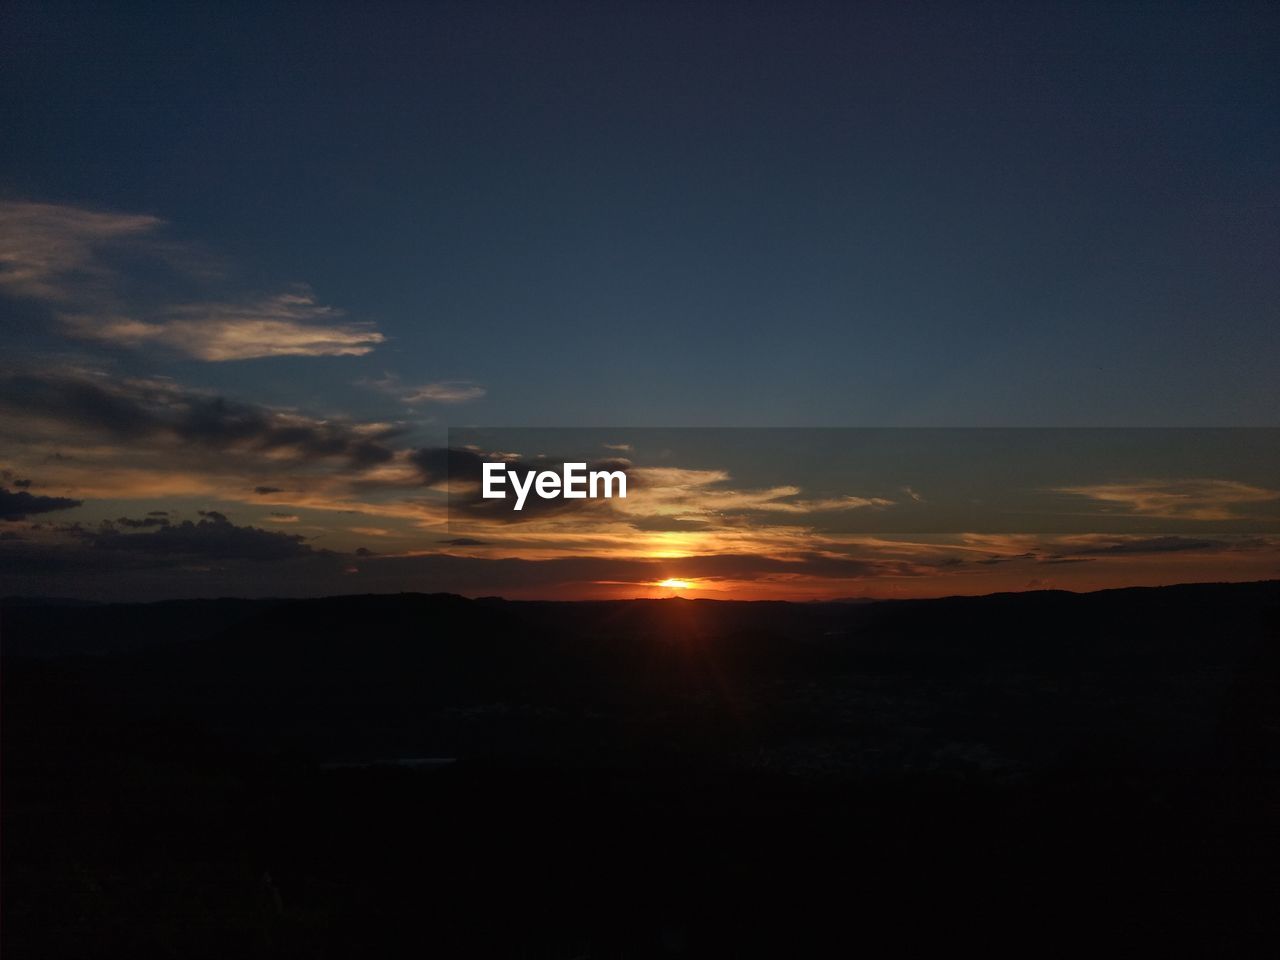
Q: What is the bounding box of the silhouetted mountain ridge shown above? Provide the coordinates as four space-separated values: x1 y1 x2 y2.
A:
5 579 1280 956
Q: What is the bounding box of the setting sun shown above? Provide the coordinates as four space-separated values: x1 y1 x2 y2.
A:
656 578 694 591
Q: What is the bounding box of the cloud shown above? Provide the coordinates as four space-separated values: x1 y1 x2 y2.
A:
114 515 171 528
254 486 285 495
1077 536 1220 556
0 369 399 469
360 373 486 404
0 200 383 361
1048 535 1274 559
85 511 314 561
0 487 83 521
618 466 893 521
975 552 1037 565
1056 479 1280 521
60 288 384 360
403 381 486 403
0 200 162 300
1 469 33 489
750 494 894 514
410 446 488 487
417 450 896 535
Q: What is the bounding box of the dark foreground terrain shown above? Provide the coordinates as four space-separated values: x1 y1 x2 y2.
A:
4 581 1280 957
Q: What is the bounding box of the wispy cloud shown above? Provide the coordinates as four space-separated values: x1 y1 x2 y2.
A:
1056 479 1280 521
359 373 486 404
60 288 384 360
620 466 893 519
0 200 384 361
0 200 161 300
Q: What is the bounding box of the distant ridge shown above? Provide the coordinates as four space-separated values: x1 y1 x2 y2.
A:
5 578 1277 609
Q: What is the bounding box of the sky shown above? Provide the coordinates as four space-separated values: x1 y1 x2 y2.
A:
1 1 1277 600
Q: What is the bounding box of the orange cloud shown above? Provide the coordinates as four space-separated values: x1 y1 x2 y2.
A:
1056 479 1280 521
61 288 384 360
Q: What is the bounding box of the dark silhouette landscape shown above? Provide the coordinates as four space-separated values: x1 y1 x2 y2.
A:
4 580 1279 956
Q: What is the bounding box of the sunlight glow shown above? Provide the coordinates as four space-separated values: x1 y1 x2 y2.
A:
656 578 694 591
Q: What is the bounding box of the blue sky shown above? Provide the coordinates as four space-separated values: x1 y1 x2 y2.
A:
4 0 1277 428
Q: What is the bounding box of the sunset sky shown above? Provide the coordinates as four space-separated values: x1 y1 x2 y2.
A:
2 1 1277 600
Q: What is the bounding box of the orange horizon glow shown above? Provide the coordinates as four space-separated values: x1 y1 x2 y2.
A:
476 564 1280 603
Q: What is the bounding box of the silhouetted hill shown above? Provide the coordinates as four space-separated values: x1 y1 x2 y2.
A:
6 581 1278 766
4 581 1280 957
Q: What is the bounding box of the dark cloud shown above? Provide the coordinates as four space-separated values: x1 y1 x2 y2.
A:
1035 535 1279 564
115 515 171 528
440 537 486 546
1 469 33 489
1054 536 1228 559
410 446 487 487
0 486 82 521
1087 536 1220 556
0 371 399 469
86 512 313 561
976 552 1036 565
254 486 284 495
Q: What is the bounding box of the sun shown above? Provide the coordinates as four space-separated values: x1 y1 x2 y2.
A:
656 578 694 591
